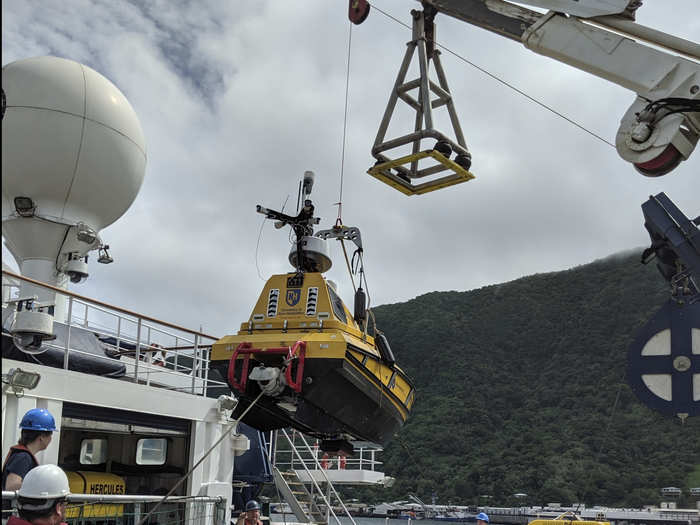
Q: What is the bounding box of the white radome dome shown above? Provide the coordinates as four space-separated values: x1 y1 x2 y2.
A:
1 56 146 231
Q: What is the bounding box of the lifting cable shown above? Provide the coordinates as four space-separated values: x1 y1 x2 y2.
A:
336 20 382 339
336 20 354 224
136 391 265 525
340 240 357 293
369 1 616 149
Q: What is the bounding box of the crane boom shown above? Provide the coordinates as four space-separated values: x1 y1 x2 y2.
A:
356 0 700 177
422 0 700 175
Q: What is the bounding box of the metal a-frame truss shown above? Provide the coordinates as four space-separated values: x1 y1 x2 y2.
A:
368 8 474 196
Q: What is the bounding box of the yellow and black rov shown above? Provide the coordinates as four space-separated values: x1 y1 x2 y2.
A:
209 172 415 454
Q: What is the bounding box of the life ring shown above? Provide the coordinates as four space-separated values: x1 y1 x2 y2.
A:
320 453 329 469
339 456 346 469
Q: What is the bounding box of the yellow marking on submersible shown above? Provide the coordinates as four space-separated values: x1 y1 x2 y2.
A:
210 270 414 417
344 357 409 418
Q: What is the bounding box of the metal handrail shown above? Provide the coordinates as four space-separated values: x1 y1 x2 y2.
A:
279 429 357 525
70 298 197 350
275 451 383 471
2 270 217 340
37 338 226 387
1 491 222 503
274 437 382 471
2 270 222 396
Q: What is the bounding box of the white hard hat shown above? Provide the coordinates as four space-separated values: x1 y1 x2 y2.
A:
17 465 70 509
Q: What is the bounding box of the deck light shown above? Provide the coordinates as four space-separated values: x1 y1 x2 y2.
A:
97 245 114 264
14 197 36 217
1 368 41 397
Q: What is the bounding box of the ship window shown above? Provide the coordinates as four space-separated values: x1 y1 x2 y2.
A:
136 438 167 465
326 284 347 324
79 439 107 464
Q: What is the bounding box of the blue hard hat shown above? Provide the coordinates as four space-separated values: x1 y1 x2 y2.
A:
20 408 56 432
476 513 490 523
245 500 261 512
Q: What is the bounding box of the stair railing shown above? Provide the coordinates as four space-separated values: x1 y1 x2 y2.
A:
278 429 357 525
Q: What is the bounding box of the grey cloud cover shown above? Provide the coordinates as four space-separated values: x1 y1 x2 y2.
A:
2 0 699 337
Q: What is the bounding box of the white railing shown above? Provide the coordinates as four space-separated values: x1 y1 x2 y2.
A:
1 492 226 525
273 429 357 525
1 270 225 397
274 429 383 473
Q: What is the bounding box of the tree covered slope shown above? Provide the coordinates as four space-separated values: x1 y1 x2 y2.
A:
366 251 699 507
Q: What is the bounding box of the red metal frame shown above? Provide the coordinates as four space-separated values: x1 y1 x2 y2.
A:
227 340 306 394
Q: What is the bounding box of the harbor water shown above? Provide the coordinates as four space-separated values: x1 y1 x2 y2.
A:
271 515 465 525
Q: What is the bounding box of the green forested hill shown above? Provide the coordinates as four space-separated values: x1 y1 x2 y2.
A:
355 251 700 507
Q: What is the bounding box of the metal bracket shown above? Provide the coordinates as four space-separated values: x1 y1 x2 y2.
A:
369 9 474 195
316 225 363 251
641 192 700 300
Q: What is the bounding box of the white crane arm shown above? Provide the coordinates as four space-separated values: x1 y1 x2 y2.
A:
421 0 700 175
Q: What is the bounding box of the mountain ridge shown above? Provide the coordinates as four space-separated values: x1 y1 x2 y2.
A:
352 249 700 507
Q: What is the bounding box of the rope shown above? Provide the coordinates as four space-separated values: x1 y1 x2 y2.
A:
337 21 353 223
340 240 357 293
255 216 267 281
369 2 616 149
136 391 265 525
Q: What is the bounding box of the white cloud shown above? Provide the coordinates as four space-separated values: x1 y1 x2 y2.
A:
2 0 698 337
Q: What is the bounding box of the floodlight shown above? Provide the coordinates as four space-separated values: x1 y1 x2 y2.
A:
97 245 114 264
1 368 41 396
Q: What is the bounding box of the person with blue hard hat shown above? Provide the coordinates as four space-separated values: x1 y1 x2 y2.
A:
476 512 490 525
235 500 262 525
2 409 57 495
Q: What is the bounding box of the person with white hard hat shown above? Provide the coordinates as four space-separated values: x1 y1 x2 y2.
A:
4 465 70 525
2 410 57 517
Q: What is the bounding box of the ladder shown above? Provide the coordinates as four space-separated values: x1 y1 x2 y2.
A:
273 467 326 524
269 429 357 525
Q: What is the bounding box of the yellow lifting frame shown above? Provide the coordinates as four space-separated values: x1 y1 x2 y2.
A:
367 149 475 196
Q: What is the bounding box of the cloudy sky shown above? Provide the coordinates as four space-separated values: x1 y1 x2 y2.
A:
2 0 699 339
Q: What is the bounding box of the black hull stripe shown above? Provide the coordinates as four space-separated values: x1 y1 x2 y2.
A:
344 350 411 415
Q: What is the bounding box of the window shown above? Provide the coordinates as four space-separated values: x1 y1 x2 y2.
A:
80 439 107 464
136 438 167 465
326 284 347 324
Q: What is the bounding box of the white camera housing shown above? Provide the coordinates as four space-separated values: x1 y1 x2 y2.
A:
64 257 89 283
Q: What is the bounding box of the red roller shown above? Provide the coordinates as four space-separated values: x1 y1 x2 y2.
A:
634 144 684 177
